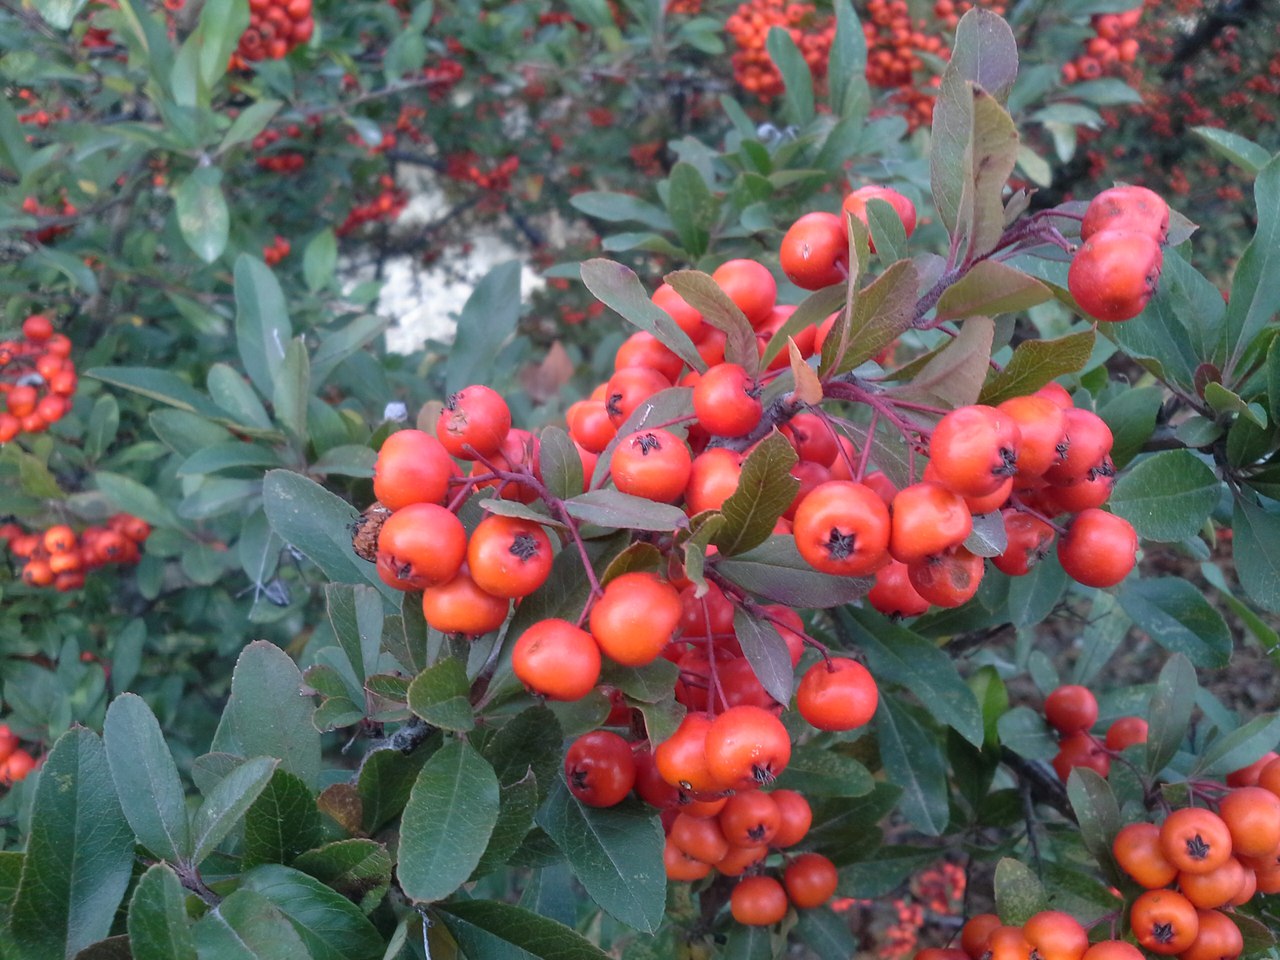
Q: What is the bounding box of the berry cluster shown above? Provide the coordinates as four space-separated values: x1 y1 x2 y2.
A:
422 57 465 98
252 125 308 174
1 515 149 592
947 910 1142 960
262 235 291 266
20 196 76 245
0 725 36 787
231 0 313 67
335 175 408 236
724 0 834 100
863 0 950 131
443 152 520 192
1042 684 1148 782
0 314 76 442
1068 185 1169 322
1060 9 1143 84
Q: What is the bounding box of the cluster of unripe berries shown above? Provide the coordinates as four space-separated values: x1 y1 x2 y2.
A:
0 314 76 442
262 235 291 266
1060 10 1143 85
1067 185 1169 323
1041 684 1148 782
230 0 314 67
724 0 834 100
0 725 36 787
2 515 149 591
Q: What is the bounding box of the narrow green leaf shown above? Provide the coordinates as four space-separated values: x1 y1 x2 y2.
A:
234 254 292 399
715 537 871 608
539 426 584 501
10 729 135 960
1194 713 1280 778
447 261 522 395
712 429 799 556
564 490 688 532
191 756 278 866
536 779 665 933
979 330 1094 405
772 743 874 797
473 770 539 879
272 337 310 444
104 693 191 862
293 840 392 914
1146 653 1198 775
435 899 611 960
325 584 384 688
665 163 717 258
33 0 88 30
732 607 794 707
765 25 815 127
1223 154 1280 375
190 888 310 958
243 769 325 867
1192 127 1270 174
399 741 500 903
665 268 759 375
1119 577 1231 668
240 864 384 960
579 260 705 373
127 864 197 960
1066 768 1122 875
1232 497 1280 614
877 694 949 835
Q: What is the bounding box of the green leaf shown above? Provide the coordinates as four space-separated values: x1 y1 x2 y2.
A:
293 840 391 914
537 779 665 933
211 641 322 787
1191 127 1269 175
1006 551 1068 628
937 260 1052 324
877 694 949 835
565 490 689 532
127 864 197 960
723 924 775 960
766 25 815 127
539 426 584 501
174 167 228 264
839 845 936 897
10 729 134 960
243 770 325 867
234 254 292 400
273 337 310 445
357 739 437 834
1099 385 1163 469
1109 450 1219 542
600 658 680 704
889 314 994 408
1146 653 1197 775
1194 713 1280 778
1232 497 1280 614
0 852 20 929
447 261 522 395
712 429 799 556
827 0 867 119
795 906 858 959
979 330 1095 405
191 888 310 959
823 259 917 377
86 366 230 420
481 705 563 795
191 756 278 866
194 0 247 87
263 470 394 595
579 260 705 373
311 315 389 385
218 99 282 153
407 658 474 732
325 584 383 688
1066 768 1122 875
665 268 759 375
1118 577 1231 668
994 858 1047 925
570 192 672 230
996 705 1057 760
732 607 794 706
103 693 190 862
841 608 984 746
95 470 181 529
85 394 121 461
715 537 870 608
33 0 88 29
399 740 500 903
665 163 717 258
435 900 611 960
177 441 282 477
773 743 874 797
1223 153 1280 376
473 770 539 879
206 362 273 429
240 864 384 960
